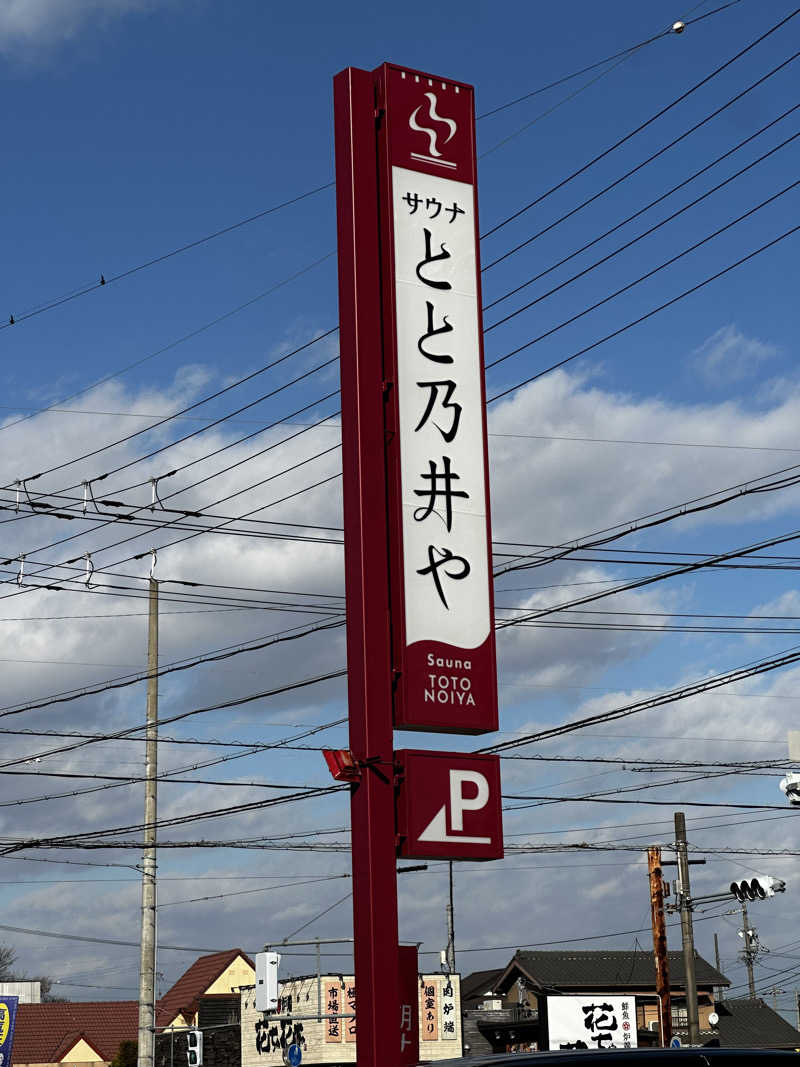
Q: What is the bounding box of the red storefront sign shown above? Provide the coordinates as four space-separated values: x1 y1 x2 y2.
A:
395 749 503 860
398 945 420 1066
334 61 500 1067
375 65 497 735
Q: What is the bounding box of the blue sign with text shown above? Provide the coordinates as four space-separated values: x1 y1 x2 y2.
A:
0 997 19 1067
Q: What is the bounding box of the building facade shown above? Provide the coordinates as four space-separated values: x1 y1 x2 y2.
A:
240 973 461 1065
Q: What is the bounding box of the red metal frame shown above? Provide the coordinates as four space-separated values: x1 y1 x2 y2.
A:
334 67 401 1067
335 60 498 1067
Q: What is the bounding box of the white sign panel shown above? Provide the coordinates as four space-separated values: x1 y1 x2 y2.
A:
392 164 490 650
547 995 637 1050
441 974 457 1040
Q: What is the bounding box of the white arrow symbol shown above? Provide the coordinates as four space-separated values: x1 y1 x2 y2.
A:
418 769 492 843
418 804 491 844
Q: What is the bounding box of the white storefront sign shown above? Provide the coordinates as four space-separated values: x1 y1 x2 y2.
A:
547 995 637 1050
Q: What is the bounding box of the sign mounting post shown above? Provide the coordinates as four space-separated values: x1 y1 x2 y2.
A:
334 60 500 1067
334 66 402 1067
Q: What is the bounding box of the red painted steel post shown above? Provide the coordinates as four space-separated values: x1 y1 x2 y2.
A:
334 67 401 1067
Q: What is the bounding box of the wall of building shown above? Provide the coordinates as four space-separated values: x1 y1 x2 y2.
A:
505 984 716 1035
0 981 40 1004
206 957 254 996
21 1062 104 1067
61 1039 105 1063
240 973 461 1065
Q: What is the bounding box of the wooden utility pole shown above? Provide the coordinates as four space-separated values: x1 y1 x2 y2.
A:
675 812 700 1045
714 932 724 1003
137 577 159 1067
648 846 672 1046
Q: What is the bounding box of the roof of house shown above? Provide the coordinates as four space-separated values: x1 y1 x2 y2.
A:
461 969 504 1004
13 948 253 1064
157 947 253 1024
13 1000 139 1063
715 997 800 1048
496 950 729 994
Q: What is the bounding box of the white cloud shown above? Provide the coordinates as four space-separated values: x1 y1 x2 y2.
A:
691 324 777 386
2 350 800 993
488 368 800 545
0 0 168 53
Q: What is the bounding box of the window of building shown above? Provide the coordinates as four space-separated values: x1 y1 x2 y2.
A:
671 1005 688 1027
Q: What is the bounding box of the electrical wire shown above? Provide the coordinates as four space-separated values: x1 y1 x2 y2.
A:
485 99 800 313
481 8 800 242
485 135 800 334
488 222 800 404
479 642 800 753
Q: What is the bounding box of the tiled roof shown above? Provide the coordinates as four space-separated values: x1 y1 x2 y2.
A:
498 950 729 993
157 948 253 1024
715 997 800 1048
14 1000 139 1063
461 969 504 1004
14 948 252 1063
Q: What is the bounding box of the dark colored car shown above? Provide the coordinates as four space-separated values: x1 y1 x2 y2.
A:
432 1050 799 1065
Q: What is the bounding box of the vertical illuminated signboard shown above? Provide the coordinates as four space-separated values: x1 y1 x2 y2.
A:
375 65 497 734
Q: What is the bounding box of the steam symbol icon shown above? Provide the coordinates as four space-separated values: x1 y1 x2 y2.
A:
409 92 457 160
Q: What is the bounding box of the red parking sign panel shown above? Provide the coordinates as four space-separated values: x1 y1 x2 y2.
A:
395 750 503 860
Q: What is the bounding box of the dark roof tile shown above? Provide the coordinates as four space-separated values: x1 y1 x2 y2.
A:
716 997 800 1048
461 970 504 1003
14 1001 139 1063
498 950 728 993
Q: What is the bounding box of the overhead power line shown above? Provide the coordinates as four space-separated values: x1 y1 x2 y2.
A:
487 98 800 314
0 181 336 335
0 252 336 436
485 134 800 334
0 0 744 340
6 210 797 608
481 7 800 241
479 643 800 753
487 221 800 403
0 784 348 857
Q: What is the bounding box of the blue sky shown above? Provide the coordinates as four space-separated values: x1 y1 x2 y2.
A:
1 0 799 1020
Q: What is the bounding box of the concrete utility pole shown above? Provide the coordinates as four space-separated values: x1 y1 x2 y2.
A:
675 812 700 1045
445 861 456 974
137 577 159 1067
714 933 724 1003
740 899 757 999
647 846 672 1047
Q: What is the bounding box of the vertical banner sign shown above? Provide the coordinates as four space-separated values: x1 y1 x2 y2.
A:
441 975 458 1040
420 979 439 1041
375 65 498 735
0 996 18 1067
324 981 342 1043
398 945 420 1066
345 981 357 1043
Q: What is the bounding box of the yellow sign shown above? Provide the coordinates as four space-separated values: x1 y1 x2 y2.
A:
0 1002 9 1046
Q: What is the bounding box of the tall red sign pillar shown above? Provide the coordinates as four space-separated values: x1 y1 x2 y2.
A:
335 61 500 1067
